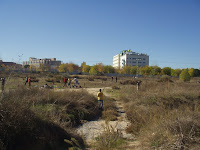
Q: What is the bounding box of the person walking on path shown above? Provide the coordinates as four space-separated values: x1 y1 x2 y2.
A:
25 77 28 85
63 77 68 87
1 77 5 92
73 77 79 88
116 76 118 82
28 77 31 87
111 76 113 82
97 89 103 110
67 78 71 88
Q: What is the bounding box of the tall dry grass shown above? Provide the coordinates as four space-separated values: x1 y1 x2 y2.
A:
0 87 100 150
119 78 200 149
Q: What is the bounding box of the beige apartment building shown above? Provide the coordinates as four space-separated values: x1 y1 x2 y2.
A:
23 57 61 70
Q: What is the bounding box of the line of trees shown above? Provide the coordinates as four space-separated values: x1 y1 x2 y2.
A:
21 62 200 80
58 62 200 78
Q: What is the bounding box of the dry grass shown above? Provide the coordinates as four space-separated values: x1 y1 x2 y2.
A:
118 78 200 149
102 96 118 121
93 124 125 150
0 86 101 150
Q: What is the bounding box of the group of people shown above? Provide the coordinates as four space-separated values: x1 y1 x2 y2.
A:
25 77 31 87
111 76 118 82
63 77 80 88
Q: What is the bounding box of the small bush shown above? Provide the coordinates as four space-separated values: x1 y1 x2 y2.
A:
180 69 191 82
88 77 94 81
101 78 107 81
94 124 125 149
102 97 118 121
158 75 173 82
120 80 141 85
31 79 39 82
112 86 120 90
45 78 54 83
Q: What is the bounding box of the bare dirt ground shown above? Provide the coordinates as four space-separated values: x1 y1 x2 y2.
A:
76 87 142 149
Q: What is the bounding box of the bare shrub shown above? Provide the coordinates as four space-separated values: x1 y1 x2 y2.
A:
118 80 200 149
102 97 118 121
158 75 173 82
120 80 142 85
88 77 94 81
94 124 125 149
0 87 100 149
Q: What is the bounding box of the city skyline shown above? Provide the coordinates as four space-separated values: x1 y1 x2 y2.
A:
0 0 199 69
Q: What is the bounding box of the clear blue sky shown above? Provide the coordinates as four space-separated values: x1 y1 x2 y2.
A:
0 0 199 69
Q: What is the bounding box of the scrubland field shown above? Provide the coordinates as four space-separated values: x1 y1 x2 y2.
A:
0 72 200 150
117 77 200 149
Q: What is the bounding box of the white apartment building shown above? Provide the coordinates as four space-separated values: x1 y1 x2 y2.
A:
113 50 149 69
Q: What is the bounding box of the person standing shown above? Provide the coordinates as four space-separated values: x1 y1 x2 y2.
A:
67 78 71 88
28 77 31 87
73 77 79 88
63 77 68 87
97 89 103 110
1 77 5 92
25 76 28 85
116 76 118 82
136 81 141 91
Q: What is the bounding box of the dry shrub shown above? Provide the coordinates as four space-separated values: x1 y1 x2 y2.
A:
88 77 94 81
0 98 84 150
158 75 173 82
118 80 200 149
0 87 101 149
45 78 54 82
102 97 118 121
112 86 120 90
94 124 125 149
31 79 39 82
145 110 200 149
120 80 142 85
101 78 107 81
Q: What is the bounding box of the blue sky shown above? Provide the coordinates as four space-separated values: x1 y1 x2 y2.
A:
0 0 199 69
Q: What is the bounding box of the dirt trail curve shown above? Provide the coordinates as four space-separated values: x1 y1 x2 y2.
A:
76 87 141 149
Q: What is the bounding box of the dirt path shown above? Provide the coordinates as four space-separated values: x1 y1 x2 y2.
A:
76 87 141 149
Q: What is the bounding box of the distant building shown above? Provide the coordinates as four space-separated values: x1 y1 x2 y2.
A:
23 57 61 70
113 50 149 69
0 60 22 69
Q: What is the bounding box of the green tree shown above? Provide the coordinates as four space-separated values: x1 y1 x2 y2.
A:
162 67 171 76
81 61 86 69
103 65 115 73
58 64 68 73
171 69 182 76
179 69 191 81
82 65 90 73
130 66 137 74
89 65 99 75
24 65 30 69
151 66 161 75
188 68 195 77
140 66 152 75
194 69 200 77
122 66 131 74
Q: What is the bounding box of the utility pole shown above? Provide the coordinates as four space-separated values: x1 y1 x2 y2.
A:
136 58 141 77
136 59 138 77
